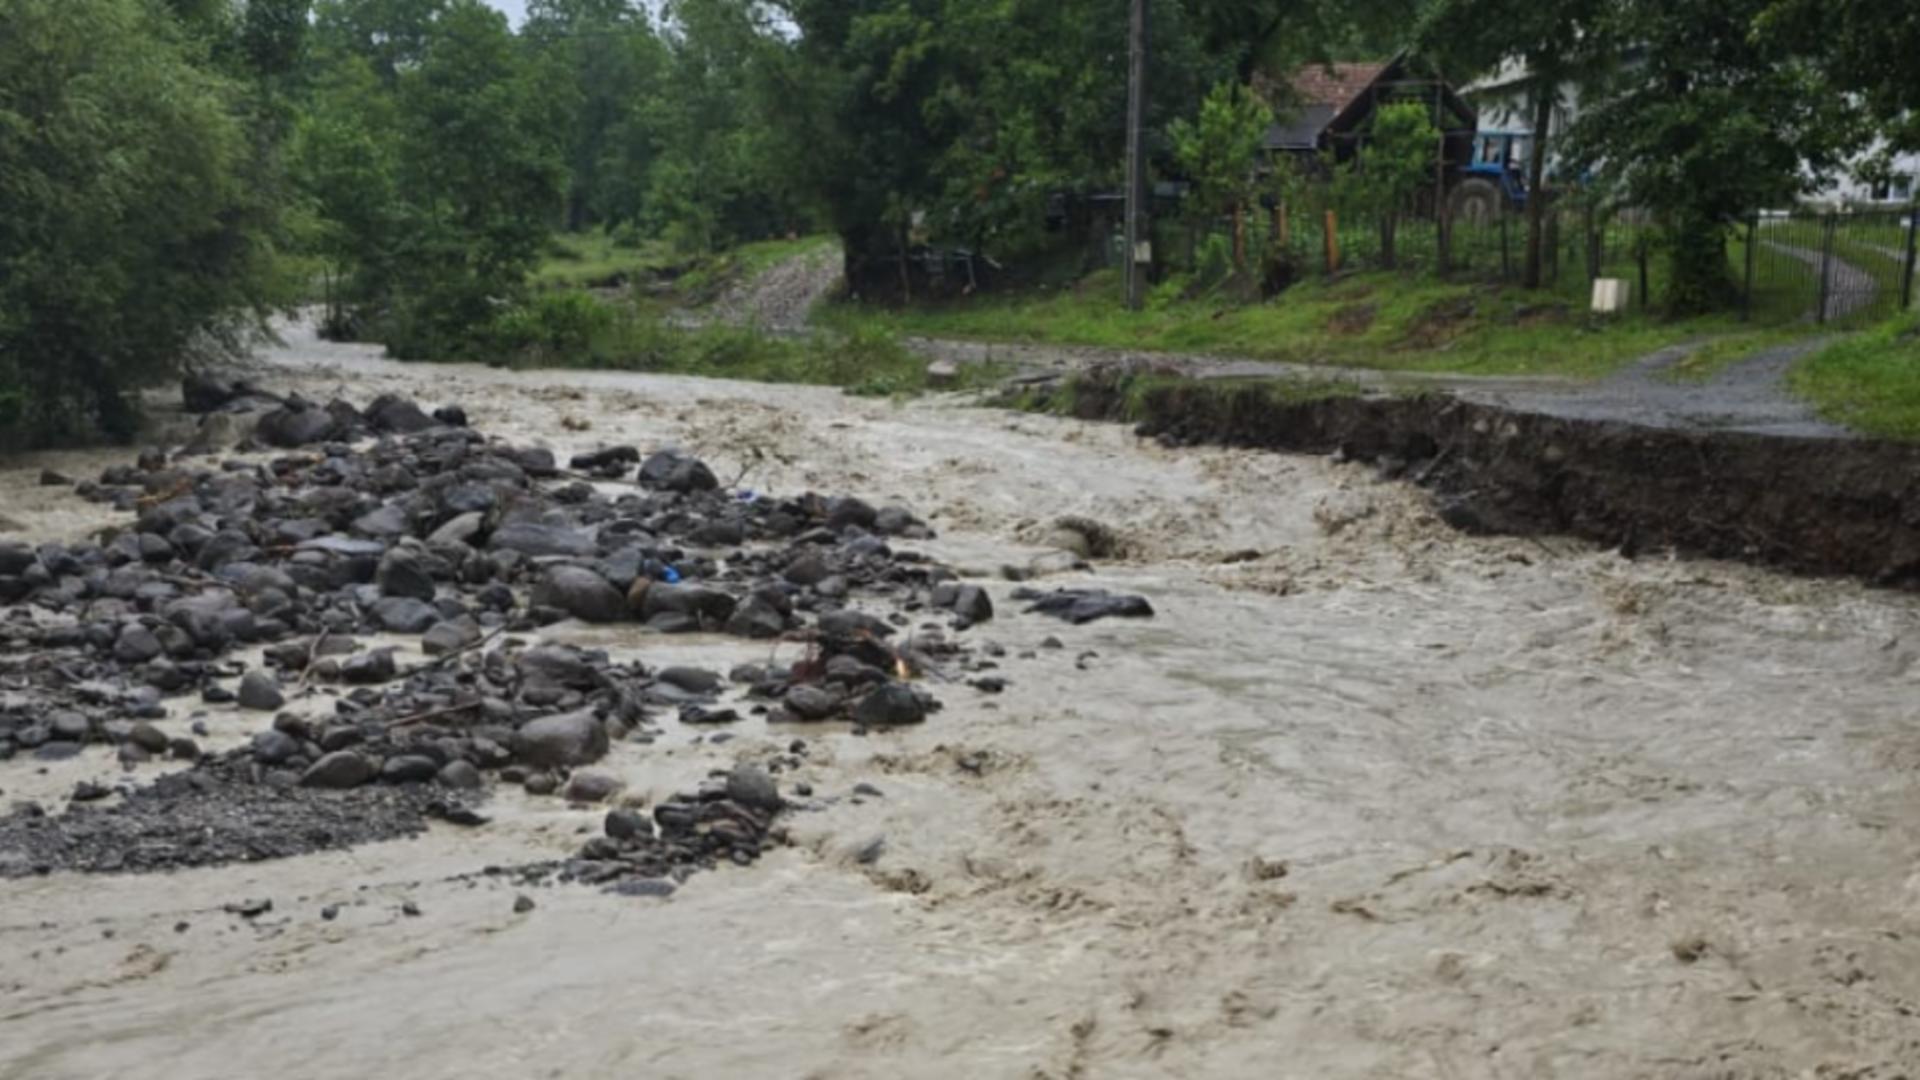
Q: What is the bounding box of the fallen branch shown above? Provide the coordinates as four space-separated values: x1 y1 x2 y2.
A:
411 624 507 675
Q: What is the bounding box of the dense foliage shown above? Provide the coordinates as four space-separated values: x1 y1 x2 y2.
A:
3 0 1915 445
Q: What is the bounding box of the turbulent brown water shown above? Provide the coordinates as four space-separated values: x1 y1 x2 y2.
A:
4 318 1920 1078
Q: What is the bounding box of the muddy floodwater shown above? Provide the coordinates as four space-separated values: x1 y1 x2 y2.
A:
5 320 1920 1078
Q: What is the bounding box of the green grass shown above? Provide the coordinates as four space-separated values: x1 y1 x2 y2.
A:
483 289 999 398
1788 313 1920 438
532 231 676 289
819 269 1768 380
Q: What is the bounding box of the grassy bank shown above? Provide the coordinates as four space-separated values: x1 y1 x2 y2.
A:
534 231 834 304
485 291 995 397
1788 314 1920 438
818 270 1771 380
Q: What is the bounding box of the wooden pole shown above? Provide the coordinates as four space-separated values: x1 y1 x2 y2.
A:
1278 200 1291 248
1903 201 1918 311
1817 212 1837 324
1742 215 1757 321
1123 0 1149 311
1323 209 1340 274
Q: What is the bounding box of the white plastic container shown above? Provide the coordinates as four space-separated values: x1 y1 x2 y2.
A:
1590 277 1630 313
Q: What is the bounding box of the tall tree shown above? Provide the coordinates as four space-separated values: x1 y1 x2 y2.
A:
0 0 287 444
1758 0 1920 153
1168 80 1273 269
523 0 670 230
1561 0 1867 311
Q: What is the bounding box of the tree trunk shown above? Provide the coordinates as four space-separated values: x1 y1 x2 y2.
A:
1524 86 1554 289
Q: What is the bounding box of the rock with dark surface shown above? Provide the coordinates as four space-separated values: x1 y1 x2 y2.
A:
724 595 786 639
490 522 597 559
1016 588 1155 624
437 760 482 789
940 584 993 623
421 617 482 656
380 755 440 784
531 566 625 623
432 405 469 427
657 666 722 694
302 751 377 789
254 403 337 448
605 807 652 841
783 553 832 587
852 682 929 726
365 394 436 434
637 450 718 493
341 648 399 684
427 512 485 547
376 549 436 602
236 670 285 711
0 542 36 576
127 722 170 754
114 624 164 664
782 685 840 720
826 496 877 531
563 771 623 803
726 764 782 813
639 583 736 625
370 596 439 634
512 709 609 768
251 729 301 765
569 446 640 474
182 372 239 413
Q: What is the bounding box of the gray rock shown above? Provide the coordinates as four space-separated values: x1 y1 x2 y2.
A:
512 709 609 768
236 670 285 711
852 682 928 726
113 624 164 664
437 760 483 789
380 755 439 783
563 770 624 803
950 584 994 623
365 394 436 434
427 512 485 547
251 728 301 765
49 711 92 742
421 617 482 656
341 648 398 684
723 595 786 639
376 549 436 602
783 685 840 720
128 723 170 754
490 522 596 559
370 596 438 634
302 751 377 789
530 566 625 624
726 764 783 813
783 553 832 586
605 807 652 841
639 583 736 625
657 666 721 694
636 450 717 493
254 404 336 448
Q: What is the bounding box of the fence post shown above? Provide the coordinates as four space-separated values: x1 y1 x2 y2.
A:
1742 215 1757 322
1903 201 1918 311
1323 209 1340 275
1637 238 1649 310
1817 212 1837 325
1499 213 1511 281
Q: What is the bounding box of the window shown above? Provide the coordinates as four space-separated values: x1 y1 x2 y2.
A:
1894 174 1915 201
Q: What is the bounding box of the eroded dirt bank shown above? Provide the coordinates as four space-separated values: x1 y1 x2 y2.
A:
1058 369 1920 586
5 322 1920 1078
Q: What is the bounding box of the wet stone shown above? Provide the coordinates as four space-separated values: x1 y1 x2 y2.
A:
236 670 285 711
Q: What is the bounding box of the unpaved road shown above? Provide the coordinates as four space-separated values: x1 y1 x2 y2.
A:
5 320 1920 1078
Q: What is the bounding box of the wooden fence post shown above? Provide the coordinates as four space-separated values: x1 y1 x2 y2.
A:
1499 213 1511 281
1323 209 1340 275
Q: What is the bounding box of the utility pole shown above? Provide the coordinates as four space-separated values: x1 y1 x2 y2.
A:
1123 0 1149 311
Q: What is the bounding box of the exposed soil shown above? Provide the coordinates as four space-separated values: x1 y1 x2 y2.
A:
1058 367 1920 585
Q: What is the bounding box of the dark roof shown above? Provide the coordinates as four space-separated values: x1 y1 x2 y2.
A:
1262 104 1336 151
1288 61 1390 112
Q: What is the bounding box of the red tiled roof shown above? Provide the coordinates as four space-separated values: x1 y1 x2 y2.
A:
1286 61 1388 111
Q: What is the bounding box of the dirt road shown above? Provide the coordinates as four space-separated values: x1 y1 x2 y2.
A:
5 321 1920 1078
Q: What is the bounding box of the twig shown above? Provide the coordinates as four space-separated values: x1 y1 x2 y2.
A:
294 629 331 692
411 624 507 675
384 699 482 730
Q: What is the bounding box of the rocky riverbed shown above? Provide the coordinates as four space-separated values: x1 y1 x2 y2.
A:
4 317 1920 1078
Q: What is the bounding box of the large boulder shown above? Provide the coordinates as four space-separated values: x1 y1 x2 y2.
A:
364 394 437 434
636 450 718 494
369 596 438 634
512 709 609 768
637 582 736 627
301 750 378 789
376 548 436 602
530 566 625 623
254 402 337 448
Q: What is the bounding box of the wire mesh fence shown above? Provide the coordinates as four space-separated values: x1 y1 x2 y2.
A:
1114 200 1918 326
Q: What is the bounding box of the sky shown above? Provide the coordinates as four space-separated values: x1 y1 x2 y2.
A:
483 0 526 26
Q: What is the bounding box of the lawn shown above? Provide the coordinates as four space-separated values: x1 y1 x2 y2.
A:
818 268 1772 380
534 231 836 302
1788 313 1920 438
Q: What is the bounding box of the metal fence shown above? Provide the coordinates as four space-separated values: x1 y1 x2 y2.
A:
1124 202 1919 325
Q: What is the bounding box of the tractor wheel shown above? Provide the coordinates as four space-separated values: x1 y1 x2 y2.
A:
1447 177 1504 226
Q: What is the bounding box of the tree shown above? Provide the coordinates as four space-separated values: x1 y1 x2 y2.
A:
0 0 286 445
1418 0 1608 289
1560 0 1867 312
1168 81 1273 270
1333 100 1438 269
1758 0 1920 153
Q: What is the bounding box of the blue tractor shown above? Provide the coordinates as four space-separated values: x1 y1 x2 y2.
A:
1447 131 1533 224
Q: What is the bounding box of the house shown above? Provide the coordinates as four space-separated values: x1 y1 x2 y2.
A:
1462 57 1919 209
1256 53 1478 170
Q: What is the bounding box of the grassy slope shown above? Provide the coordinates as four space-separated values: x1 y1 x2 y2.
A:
819 269 1770 380
534 232 834 300
1788 313 1920 438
